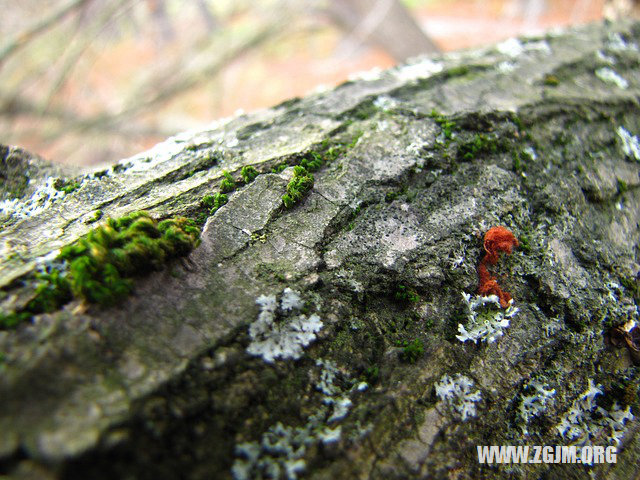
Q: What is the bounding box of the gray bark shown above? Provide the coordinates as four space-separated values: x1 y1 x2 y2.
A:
1 20 640 480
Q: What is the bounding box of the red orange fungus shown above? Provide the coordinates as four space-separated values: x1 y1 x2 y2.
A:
477 226 519 308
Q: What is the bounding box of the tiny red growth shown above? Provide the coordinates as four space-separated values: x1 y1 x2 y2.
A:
477 226 518 308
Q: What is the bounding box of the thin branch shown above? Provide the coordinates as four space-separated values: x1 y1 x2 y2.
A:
41 0 135 111
0 22 280 139
0 92 172 138
83 23 284 128
0 0 92 66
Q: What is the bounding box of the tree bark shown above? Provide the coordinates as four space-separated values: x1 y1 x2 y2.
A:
1 20 640 480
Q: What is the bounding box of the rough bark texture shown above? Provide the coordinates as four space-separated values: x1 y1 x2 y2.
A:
1 20 640 480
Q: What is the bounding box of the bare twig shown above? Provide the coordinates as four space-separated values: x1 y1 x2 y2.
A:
0 0 92 66
41 0 135 111
326 0 440 61
1 19 283 140
80 23 284 128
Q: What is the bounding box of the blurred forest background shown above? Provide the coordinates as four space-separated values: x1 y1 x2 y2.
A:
1 0 638 167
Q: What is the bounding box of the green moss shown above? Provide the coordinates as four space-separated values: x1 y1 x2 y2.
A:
111 163 127 174
331 329 355 353
346 130 364 149
241 165 259 183
399 338 424 363
0 311 32 329
1 211 201 328
518 233 532 254
255 263 287 282
620 276 640 302
351 102 379 121
220 170 236 193
297 130 362 175
385 191 399 203
543 74 560 86
282 166 314 209
201 194 216 209
343 206 361 230
364 366 379 384
87 210 103 224
512 151 525 174
57 212 200 306
457 133 500 160
300 151 324 172
0 266 73 328
54 178 81 194
271 162 288 174
395 285 420 303
429 109 457 140
607 378 639 409
195 212 209 225
28 268 72 313
445 65 470 78
617 179 629 194
209 193 228 214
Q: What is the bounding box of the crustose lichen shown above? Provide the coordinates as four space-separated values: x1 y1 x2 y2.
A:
456 293 518 344
435 373 482 421
247 288 323 363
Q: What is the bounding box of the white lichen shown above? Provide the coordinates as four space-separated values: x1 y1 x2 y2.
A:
617 126 640 161
435 373 482 421
497 38 525 57
394 58 443 82
232 360 363 479
595 67 629 89
523 146 538 160
373 95 397 111
328 397 353 423
34 249 67 274
316 359 354 423
280 288 303 312
496 38 550 58
597 49 616 64
317 426 341 444
456 293 518 344
556 379 634 447
247 289 322 363
542 317 564 337
518 380 556 434
406 141 425 157
526 40 552 54
606 32 638 52
232 423 308 480
0 176 67 219
348 66 382 82
316 359 341 397
496 61 516 74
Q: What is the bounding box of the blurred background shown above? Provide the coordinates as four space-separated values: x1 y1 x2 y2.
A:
1 0 638 167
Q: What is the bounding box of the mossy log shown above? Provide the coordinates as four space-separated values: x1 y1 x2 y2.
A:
1 20 640 480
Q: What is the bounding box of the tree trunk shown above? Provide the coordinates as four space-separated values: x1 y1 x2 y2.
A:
1 20 640 480
327 0 441 60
